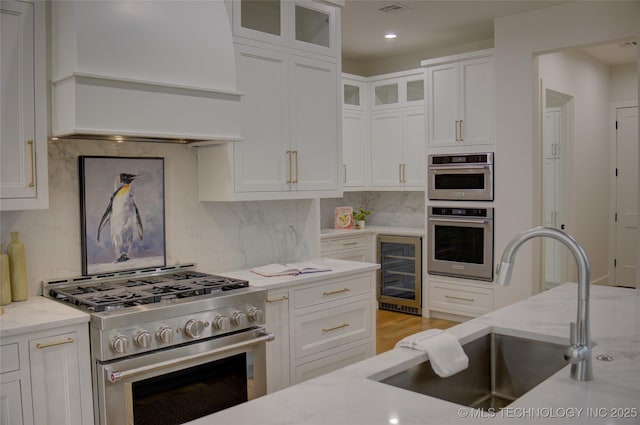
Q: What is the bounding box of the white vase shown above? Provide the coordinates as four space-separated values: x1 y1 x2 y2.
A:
356 220 366 229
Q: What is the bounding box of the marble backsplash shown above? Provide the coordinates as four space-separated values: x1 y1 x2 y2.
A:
320 191 425 229
0 140 318 296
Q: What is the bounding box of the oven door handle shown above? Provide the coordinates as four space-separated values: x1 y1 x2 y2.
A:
105 332 275 384
428 218 490 225
429 165 491 171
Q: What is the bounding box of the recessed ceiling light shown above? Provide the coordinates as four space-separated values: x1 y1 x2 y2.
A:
385 33 397 39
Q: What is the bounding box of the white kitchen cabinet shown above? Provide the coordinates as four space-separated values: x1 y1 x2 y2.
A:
199 0 341 201
0 0 48 210
262 270 376 391
423 49 494 147
370 71 424 111
198 44 340 200
232 0 338 59
0 323 93 425
265 290 291 394
291 273 375 385
321 234 374 263
427 278 493 319
342 74 369 189
370 108 425 189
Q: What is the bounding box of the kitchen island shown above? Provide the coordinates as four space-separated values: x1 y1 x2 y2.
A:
188 283 640 424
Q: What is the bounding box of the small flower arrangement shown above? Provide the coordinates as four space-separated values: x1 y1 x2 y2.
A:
353 208 371 222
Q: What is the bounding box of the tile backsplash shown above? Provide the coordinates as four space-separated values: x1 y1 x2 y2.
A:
320 191 425 229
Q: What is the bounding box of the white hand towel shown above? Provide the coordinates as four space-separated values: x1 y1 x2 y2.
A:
395 329 469 378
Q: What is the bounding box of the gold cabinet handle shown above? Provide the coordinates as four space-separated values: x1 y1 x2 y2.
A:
293 150 299 183
322 323 349 333
286 150 293 183
445 295 475 303
459 119 464 141
28 140 35 187
342 242 358 246
36 337 74 349
343 164 347 184
398 163 403 183
402 163 407 183
266 295 289 303
323 288 350 296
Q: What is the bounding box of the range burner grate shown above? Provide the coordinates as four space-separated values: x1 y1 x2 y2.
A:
48 271 249 312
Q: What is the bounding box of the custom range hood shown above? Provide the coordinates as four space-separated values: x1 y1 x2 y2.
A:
50 1 241 144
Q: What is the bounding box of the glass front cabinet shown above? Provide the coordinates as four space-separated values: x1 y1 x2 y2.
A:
377 235 423 315
232 0 337 57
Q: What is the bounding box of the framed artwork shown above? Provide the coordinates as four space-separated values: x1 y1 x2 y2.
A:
79 156 166 275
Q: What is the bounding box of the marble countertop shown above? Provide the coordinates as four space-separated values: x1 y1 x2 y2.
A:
321 226 425 238
189 283 640 424
222 258 380 291
0 296 90 338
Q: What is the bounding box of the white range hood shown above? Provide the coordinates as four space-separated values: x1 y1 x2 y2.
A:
50 1 242 144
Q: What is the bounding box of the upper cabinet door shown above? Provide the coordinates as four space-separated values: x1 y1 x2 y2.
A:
232 0 337 58
1 0 48 210
458 55 494 146
233 0 287 46
424 50 494 147
290 1 336 57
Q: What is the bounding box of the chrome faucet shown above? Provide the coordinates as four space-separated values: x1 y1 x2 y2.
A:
495 226 593 381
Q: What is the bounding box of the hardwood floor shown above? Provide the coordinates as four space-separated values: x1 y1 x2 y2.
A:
376 309 458 354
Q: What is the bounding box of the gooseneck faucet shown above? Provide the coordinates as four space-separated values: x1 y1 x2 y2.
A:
495 226 593 381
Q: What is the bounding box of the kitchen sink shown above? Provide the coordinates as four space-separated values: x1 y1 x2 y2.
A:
373 333 569 410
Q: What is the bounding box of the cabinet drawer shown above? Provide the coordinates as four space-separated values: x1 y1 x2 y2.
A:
294 275 371 309
329 236 370 252
429 281 493 316
294 342 372 384
294 298 371 359
0 343 20 374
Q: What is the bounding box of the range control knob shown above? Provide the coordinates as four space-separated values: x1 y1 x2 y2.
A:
110 335 129 354
134 330 151 348
248 307 264 323
212 315 231 331
231 311 248 327
156 326 174 344
185 319 206 338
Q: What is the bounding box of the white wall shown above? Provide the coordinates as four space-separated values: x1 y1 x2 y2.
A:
539 50 611 285
493 1 640 309
610 63 638 102
0 140 318 296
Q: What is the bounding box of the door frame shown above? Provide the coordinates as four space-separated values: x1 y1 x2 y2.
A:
608 100 639 287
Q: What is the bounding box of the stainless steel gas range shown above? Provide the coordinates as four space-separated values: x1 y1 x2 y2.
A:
43 264 272 425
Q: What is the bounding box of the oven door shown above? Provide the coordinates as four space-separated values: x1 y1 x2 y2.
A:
428 164 494 201
95 328 274 425
427 216 493 281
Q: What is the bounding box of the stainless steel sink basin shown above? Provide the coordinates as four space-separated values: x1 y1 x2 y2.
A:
374 333 569 410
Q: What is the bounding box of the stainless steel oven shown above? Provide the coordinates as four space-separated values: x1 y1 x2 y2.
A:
428 152 494 201
427 207 494 281
97 327 272 425
43 265 272 425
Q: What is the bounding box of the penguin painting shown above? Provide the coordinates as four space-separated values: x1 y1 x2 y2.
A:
97 173 144 263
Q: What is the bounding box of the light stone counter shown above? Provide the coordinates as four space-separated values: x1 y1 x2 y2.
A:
321 226 425 238
0 296 90 338
222 257 380 291
189 283 640 424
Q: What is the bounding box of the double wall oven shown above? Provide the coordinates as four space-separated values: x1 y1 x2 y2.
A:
427 152 495 282
43 265 273 425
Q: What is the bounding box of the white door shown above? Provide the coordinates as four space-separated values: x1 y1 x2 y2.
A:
614 106 639 287
290 56 339 192
458 56 494 145
342 112 367 188
1 0 37 199
370 113 403 187
426 62 457 146
233 45 289 193
402 109 426 187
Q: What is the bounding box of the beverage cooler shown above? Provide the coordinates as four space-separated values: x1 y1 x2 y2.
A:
377 235 422 315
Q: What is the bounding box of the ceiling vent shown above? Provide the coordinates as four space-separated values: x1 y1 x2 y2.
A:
377 3 410 13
